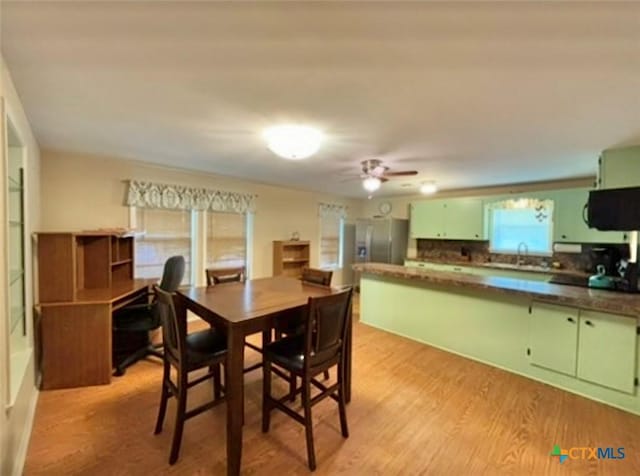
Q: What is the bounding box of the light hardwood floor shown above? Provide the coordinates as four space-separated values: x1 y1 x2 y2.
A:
25 298 640 475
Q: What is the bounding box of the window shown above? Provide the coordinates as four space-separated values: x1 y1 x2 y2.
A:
319 215 344 269
206 212 247 269
134 208 193 284
489 199 554 255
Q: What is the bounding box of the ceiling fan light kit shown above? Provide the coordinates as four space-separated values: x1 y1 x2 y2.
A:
263 124 323 160
363 176 382 192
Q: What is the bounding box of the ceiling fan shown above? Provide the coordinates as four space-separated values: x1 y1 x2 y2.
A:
358 159 418 193
360 159 418 182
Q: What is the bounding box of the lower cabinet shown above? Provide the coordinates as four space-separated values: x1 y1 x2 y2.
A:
577 310 637 394
529 302 579 376
529 302 638 394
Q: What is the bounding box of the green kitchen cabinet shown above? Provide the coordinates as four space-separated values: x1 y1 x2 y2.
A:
598 146 640 189
553 188 627 244
445 199 484 240
529 302 579 376
410 200 445 239
410 198 484 240
577 311 637 394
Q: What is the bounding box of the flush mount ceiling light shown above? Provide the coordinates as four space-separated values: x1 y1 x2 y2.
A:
363 176 382 192
263 124 324 160
420 182 438 195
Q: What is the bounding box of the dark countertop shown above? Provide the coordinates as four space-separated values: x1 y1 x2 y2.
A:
354 262 640 317
404 257 589 277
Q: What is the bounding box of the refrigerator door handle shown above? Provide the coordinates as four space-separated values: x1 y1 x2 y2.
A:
365 225 373 262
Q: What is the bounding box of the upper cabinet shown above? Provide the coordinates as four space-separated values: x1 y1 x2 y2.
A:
410 198 484 240
553 188 627 244
598 146 640 189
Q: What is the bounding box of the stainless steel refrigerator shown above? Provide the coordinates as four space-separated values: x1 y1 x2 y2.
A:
354 218 409 288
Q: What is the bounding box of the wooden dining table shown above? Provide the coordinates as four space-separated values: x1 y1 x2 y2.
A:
174 276 352 476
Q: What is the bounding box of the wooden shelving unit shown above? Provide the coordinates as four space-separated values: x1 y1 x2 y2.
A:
273 240 310 278
34 231 144 390
36 232 135 303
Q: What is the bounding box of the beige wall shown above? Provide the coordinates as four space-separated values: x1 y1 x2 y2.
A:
40 150 363 285
1 56 41 476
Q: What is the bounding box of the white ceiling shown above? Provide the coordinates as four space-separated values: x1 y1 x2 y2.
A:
2 1 639 197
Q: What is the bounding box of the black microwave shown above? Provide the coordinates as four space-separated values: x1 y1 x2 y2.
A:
587 186 640 231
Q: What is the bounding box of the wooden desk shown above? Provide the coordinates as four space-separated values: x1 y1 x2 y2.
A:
36 279 153 389
175 276 353 476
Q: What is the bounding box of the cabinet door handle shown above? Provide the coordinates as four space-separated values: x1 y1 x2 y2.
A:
562 234 567 239
585 320 594 327
567 317 575 323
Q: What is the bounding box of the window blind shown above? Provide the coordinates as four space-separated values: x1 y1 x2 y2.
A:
134 208 192 284
206 212 247 269
320 215 343 269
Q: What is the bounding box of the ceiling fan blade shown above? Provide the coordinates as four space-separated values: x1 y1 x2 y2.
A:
382 170 418 177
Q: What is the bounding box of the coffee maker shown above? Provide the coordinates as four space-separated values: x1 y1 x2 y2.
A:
615 231 639 292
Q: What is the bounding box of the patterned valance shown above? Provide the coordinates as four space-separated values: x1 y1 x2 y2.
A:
318 202 348 219
488 198 553 222
126 180 256 214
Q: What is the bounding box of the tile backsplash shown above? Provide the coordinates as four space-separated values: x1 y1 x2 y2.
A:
416 239 630 274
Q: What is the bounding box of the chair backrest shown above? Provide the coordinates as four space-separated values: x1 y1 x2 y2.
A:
158 256 186 292
154 285 186 364
301 267 333 287
206 266 245 286
304 287 353 369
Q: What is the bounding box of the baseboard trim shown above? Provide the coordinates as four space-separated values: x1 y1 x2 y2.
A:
12 385 39 476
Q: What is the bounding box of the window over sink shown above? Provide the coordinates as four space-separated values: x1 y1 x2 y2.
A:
488 198 554 256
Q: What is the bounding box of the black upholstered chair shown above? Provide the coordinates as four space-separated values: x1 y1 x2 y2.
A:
300 267 333 286
275 267 333 396
262 287 353 471
112 255 185 376
153 285 227 465
205 266 245 286
205 266 262 373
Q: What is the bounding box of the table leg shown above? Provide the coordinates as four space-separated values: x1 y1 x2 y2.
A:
226 327 245 476
345 304 352 403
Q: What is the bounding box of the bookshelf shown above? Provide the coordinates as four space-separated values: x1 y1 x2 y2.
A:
273 240 310 278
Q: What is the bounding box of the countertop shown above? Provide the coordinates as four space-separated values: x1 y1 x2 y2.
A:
354 262 640 316
404 257 589 277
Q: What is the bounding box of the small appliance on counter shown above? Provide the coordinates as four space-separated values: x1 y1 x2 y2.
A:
588 265 615 290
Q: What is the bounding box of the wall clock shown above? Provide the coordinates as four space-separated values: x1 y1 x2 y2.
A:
378 201 392 216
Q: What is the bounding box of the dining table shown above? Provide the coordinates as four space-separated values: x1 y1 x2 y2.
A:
174 275 353 476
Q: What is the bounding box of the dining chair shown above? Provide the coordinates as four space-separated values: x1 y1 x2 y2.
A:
112 255 185 376
153 285 227 465
205 266 245 286
262 287 353 471
275 267 333 397
205 266 264 373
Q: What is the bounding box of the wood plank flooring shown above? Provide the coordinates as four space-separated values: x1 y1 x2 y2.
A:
25 298 640 475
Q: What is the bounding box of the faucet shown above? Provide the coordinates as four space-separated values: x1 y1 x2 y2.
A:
517 242 529 266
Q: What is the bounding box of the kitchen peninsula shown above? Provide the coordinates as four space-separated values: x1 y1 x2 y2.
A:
355 262 640 415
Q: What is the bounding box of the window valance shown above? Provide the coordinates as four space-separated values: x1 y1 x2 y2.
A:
488 198 553 223
318 202 348 219
126 180 256 214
